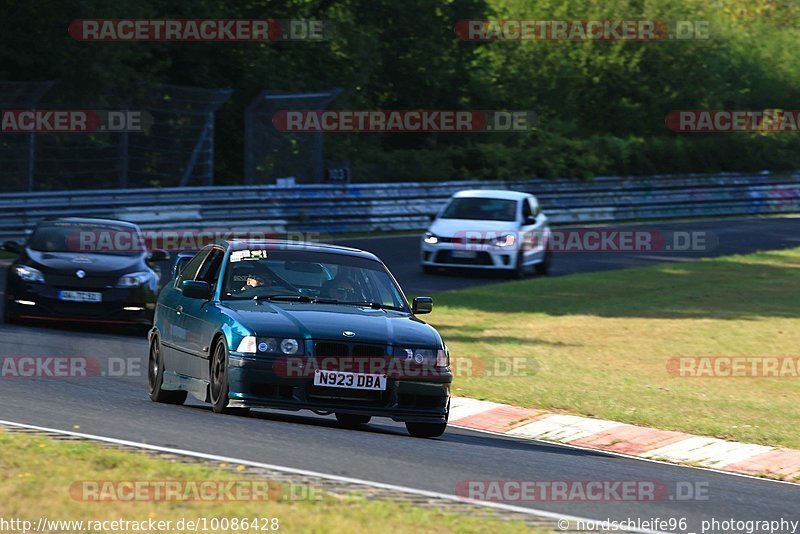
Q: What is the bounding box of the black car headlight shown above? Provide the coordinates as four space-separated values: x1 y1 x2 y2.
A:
236 336 303 355
117 271 155 289
394 347 448 367
13 265 45 283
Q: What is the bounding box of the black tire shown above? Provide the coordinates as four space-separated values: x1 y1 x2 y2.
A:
210 337 250 416
335 413 371 427
406 422 447 438
535 250 553 276
509 252 527 279
148 336 187 405
3 299 18 324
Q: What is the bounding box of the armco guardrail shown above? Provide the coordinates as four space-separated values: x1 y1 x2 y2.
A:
0 173 799 240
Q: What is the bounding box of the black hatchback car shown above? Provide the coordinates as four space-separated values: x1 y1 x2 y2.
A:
3 217 169 326
148 240 452 437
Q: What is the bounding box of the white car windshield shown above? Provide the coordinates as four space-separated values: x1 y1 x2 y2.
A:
440 197 517 221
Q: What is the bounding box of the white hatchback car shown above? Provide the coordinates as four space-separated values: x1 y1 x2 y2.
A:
420 190 552 277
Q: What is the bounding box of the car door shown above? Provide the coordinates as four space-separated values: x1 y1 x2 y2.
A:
520 197 546 266
179 246 225 380
162 248 210 376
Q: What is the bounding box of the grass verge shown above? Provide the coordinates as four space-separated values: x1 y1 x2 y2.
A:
430 248 800 448
0 430 544 533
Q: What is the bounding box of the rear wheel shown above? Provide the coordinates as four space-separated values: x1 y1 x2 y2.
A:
406 422 447 438
335 413 371 427
148 336 187 405
210 337 250 416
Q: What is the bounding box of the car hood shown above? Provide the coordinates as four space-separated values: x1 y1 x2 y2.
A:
427 218 518 237
24 249 144 275
221 301 442 347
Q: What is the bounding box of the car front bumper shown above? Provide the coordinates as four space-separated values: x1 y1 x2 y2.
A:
5 279 155 325
227 352 451 423
420 241 547 270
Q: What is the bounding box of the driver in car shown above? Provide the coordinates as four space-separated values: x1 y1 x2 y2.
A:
321 275 359 300
232 264 277 292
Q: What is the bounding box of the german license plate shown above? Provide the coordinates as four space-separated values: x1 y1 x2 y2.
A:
314 370 386 390
451 250 477 259
58 290 102 303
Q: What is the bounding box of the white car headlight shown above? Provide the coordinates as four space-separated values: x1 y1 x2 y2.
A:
436 348 449 367
237 336 257 353
117 272 153 288
423 232 439 245
13 265 45 283
495 233 516 247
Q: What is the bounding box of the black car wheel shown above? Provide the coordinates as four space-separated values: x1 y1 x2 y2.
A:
335 413 371 427
535 250 553 276
509 252 527 279
210 337 250 416
405 421 447 438
2 298 18 324
148 336 187 405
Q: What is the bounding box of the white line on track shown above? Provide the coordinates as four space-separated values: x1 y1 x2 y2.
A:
0 418 668 534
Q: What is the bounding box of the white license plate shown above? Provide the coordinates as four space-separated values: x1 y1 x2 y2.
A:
451 250 477 259
58 290 102 303
314 370 387 390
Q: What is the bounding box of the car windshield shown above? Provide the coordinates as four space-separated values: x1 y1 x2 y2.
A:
440 197 518 221
222 249 408 310
28 222 146 257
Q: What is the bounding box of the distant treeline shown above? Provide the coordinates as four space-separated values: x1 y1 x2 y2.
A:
2 0 799 183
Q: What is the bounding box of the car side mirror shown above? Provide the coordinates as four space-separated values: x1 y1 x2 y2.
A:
412 296 433 314
148 249 170 262
172 255 193 279
182 280 211 300
525 215 537 225
2 240 21 254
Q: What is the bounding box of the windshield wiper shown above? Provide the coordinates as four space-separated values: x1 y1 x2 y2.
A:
256 294 314 302
338 301 406 312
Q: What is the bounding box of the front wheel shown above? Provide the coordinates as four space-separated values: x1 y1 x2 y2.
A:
335 413 371 427
148 336 187 405
406 422 447 438
210 337 250 416
535 250 553 276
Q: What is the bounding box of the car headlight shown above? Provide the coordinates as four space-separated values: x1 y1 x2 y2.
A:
495 233 516 247
395 347 448 367
280 338 300 355
237 336 258 353
237 337 303 355
423 232 439 245
436 348 449 367
117 271 154 288
13 265 45 283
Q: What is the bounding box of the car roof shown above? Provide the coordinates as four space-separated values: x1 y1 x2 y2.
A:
40 217 140 229
452 189 533 201
223 239 381 262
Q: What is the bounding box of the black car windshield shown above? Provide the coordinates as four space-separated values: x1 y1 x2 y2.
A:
440 197 518 221
222 249 408 310
28 222 146 257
